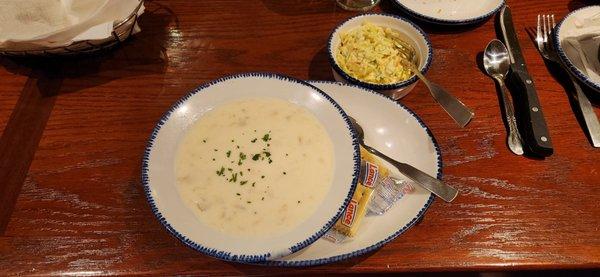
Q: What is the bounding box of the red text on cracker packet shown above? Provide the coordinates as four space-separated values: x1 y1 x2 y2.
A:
362 161 379 188
341 199 358 227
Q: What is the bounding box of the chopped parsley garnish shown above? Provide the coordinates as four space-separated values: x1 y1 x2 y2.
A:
213 131 277 187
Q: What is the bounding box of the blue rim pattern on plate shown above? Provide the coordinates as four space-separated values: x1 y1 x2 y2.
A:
141 73 361 264
392 0 505 26
327 13 433 91
260 81 441 267
554 5 600 93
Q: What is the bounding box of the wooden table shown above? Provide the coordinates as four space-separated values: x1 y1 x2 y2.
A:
1 0 598 275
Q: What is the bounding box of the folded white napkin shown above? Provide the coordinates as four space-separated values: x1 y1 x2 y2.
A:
562 11 600 83
0 0 144 50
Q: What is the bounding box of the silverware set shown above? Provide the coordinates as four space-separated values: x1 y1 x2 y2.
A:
483 6 600 156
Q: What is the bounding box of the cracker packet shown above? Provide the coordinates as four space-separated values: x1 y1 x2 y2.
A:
323 147 415 243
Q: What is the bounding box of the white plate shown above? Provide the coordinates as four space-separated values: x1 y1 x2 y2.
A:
141 73 360 263
263 81 440 266
555 5 600 93
393 0 504 25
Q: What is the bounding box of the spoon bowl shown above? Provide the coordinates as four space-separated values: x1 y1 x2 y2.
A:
484 40 511 78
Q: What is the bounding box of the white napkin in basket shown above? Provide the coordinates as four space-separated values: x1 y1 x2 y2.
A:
562 11 600 83
0 0 144 50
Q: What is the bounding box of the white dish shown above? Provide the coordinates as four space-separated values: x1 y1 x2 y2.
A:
554 5 600 93
393 0 504 25
262 81 440 266
141 73 360 263
327 13 433 100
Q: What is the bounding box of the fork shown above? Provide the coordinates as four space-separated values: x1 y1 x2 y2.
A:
536 14 600 148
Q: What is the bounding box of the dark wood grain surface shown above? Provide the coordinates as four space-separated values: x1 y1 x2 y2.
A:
1 0 599 275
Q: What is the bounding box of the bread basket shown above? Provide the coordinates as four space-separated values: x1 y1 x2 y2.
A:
0 0 144 56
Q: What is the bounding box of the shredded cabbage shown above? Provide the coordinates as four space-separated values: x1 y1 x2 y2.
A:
336 22 416 85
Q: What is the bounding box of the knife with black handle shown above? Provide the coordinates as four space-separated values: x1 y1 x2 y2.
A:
500 6 553 157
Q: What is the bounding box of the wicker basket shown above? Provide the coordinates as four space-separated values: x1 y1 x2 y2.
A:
0 0 144 56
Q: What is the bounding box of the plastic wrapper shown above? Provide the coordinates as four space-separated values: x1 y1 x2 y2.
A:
324 147 414 243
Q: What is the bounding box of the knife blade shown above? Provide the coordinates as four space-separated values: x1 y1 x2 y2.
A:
500 6 553 157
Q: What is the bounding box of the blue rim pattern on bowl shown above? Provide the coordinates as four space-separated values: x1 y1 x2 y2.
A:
327 13 433 91
260 81 441 267
392 0 505 26
141 73 361 264
554 5 600 93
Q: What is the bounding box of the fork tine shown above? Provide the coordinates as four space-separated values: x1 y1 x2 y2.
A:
546 15 554 37
547 14 557 50
542 15 548 43
537 14 542 40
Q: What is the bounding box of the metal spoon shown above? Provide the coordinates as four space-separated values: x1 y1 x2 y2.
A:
483 39 524 155
396 43 474 127
404 61 475 128
349 116 458 202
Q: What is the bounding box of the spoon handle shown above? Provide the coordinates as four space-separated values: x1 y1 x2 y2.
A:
362 143 458 202
427 81 475 128
410 65 474 128
494 76 524 155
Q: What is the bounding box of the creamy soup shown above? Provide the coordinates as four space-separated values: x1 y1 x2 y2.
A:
175 98 334 237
